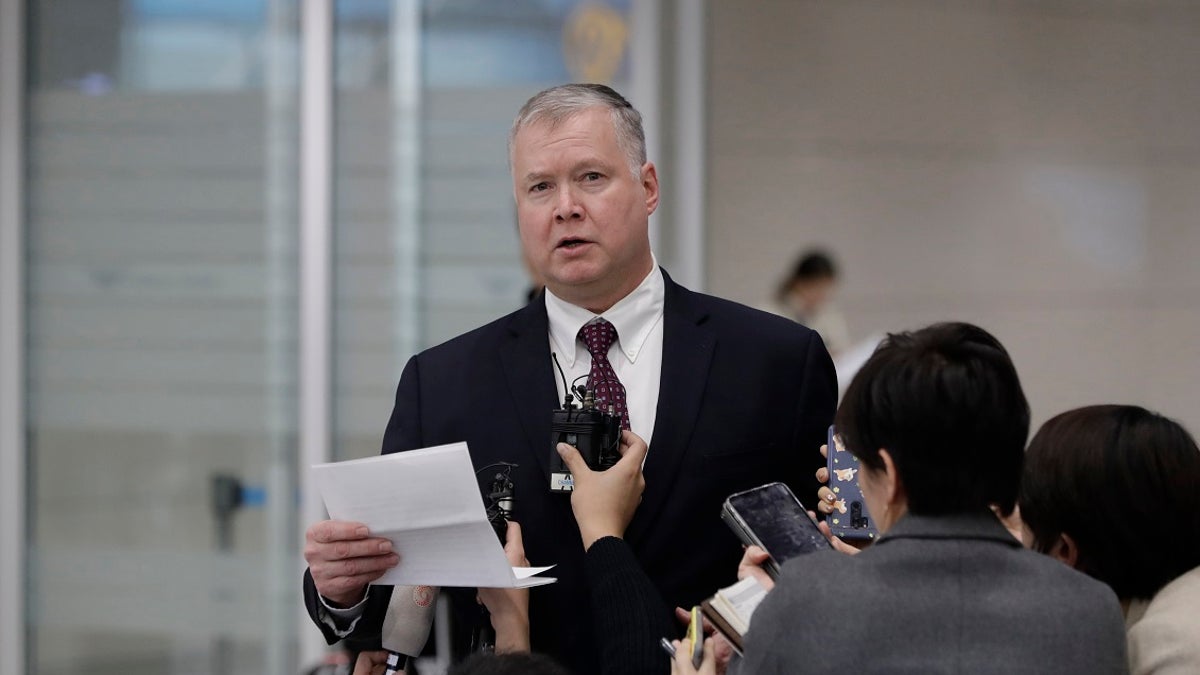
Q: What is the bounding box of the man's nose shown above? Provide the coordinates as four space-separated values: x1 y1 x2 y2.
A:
553 186 584 222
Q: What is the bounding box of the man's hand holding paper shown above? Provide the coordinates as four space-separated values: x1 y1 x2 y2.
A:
304 519 400 607
312 442 555 590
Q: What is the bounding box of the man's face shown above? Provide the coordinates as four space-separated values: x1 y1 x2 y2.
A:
510 107 659 312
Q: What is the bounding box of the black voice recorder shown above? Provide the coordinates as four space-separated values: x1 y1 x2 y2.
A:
548 354 622 492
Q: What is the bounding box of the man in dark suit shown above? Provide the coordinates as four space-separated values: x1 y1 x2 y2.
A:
301 84 836 674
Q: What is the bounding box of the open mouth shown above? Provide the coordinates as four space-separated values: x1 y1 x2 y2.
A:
557 237 591 250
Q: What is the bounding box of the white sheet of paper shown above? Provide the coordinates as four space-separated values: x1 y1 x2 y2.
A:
312 442 555 588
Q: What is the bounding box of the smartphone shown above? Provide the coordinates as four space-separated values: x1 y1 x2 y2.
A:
826 425 879 541
721 482 830 579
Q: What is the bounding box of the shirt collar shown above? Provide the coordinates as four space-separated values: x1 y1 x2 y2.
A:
874 510 1022 549
545 258 666 368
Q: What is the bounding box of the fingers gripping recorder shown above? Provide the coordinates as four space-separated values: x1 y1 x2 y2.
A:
549 353 622 492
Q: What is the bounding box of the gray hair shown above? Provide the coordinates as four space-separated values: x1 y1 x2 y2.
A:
508 83 647 177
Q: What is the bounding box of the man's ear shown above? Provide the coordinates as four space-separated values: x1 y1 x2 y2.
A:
640 162 660 215
1048 533 1080 568
877 448 905 508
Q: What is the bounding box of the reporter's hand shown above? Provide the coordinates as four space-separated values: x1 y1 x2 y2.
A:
304 520 400 607
671 637 718 675
815 444 838 515
815 519 862 556
557 430 648 549
737 545 776 592
477 521 531 653
815 442 830 485
672 608 735 675
351 650 389 675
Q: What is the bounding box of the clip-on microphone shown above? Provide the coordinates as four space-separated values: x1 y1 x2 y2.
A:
471 461 518 653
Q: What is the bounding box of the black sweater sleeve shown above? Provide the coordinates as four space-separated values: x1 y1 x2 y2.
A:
584 536 676 675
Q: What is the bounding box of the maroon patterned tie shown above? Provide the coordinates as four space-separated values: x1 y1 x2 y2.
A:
578 319 631 430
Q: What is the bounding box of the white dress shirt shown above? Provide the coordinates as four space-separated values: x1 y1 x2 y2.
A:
317 261 668 629
544 262 665 448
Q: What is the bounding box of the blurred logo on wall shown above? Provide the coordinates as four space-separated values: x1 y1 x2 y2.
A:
563 3 629 84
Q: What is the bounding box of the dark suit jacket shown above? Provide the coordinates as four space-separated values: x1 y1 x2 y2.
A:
304 270 837 674
738 511 1129 675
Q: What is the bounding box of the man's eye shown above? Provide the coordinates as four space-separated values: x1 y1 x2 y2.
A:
531 182 550 193
583 172 602 181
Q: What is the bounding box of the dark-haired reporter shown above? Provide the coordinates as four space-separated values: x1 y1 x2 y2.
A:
698 323 1127 674
1019 405 1200 675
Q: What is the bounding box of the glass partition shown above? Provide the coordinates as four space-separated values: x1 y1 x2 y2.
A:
25 1 300 673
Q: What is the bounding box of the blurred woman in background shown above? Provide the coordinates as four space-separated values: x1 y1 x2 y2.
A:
766 249 850 356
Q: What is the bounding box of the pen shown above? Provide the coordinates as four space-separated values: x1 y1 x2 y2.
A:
660 637 676 657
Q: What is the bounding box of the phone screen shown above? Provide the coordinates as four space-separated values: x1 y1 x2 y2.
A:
726 482 830 562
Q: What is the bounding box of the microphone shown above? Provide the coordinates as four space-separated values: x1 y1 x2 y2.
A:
381 584 439 674
472 463 518 653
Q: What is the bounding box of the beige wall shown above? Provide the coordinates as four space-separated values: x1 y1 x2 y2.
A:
706 0 1200 433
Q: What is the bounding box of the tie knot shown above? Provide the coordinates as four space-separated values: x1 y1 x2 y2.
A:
578 319 618 358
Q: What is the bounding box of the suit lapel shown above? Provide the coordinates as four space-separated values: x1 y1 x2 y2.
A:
498 297 560 482
626 273 716 542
